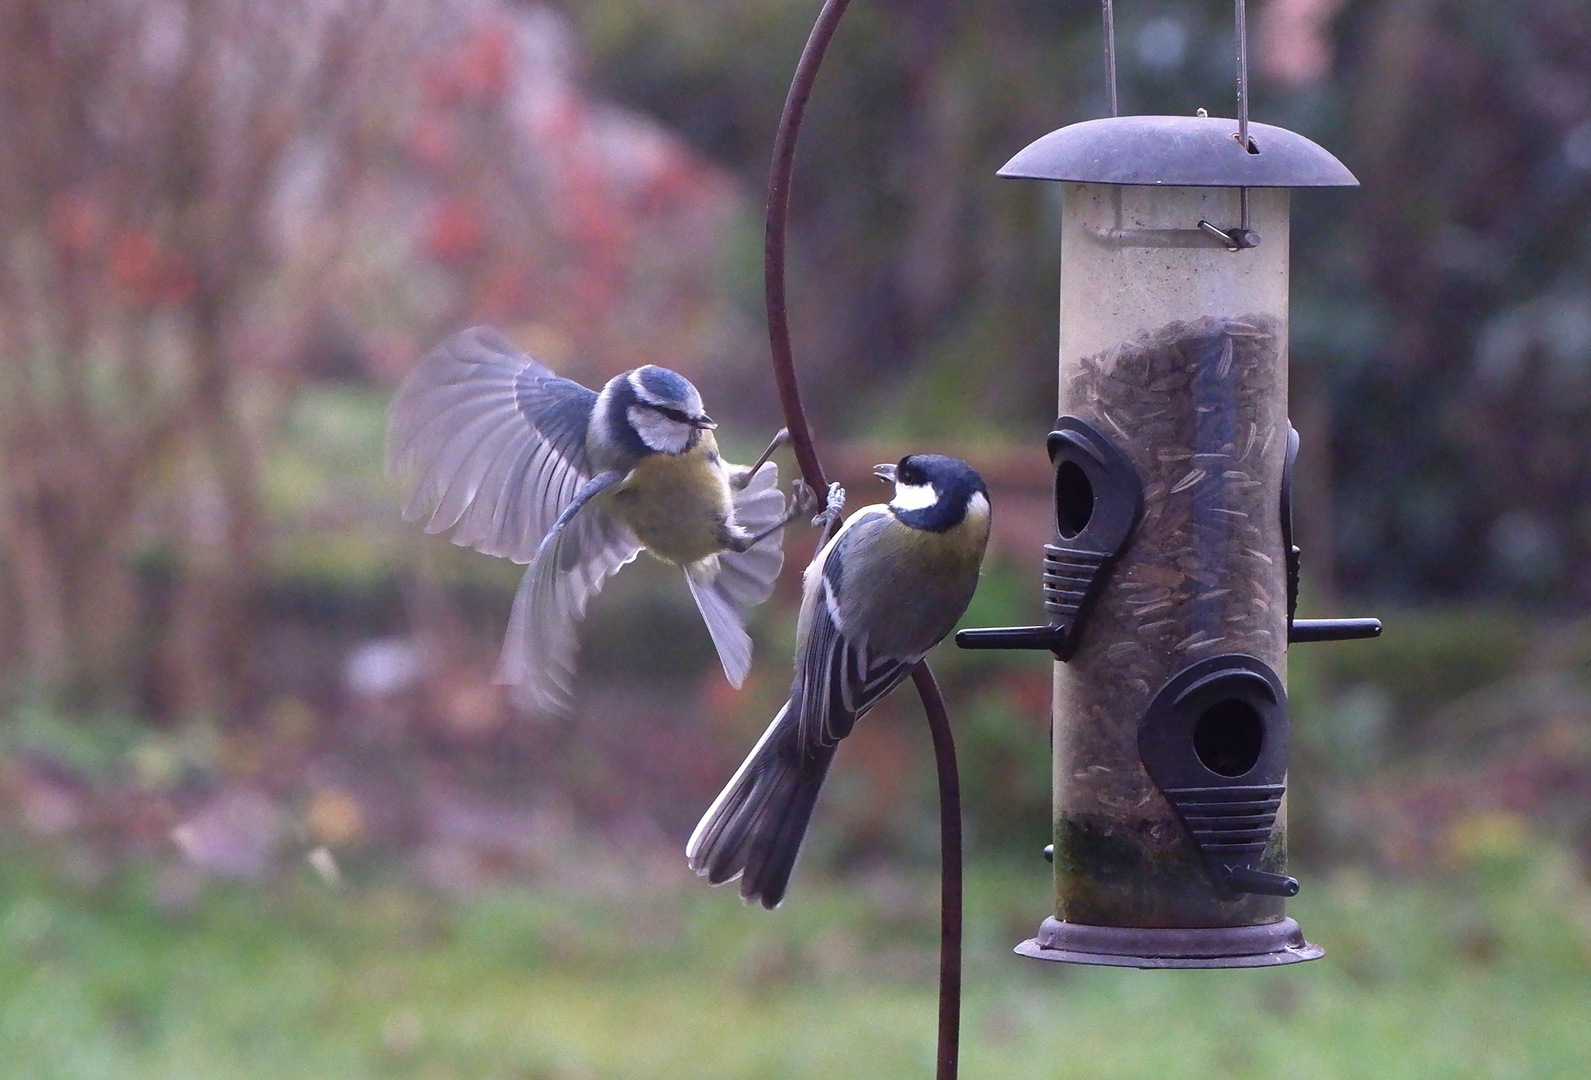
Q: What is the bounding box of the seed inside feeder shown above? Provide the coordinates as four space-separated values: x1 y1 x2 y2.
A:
1053 313 1291 926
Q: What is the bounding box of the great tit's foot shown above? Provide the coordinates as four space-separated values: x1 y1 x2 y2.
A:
811 482 845 530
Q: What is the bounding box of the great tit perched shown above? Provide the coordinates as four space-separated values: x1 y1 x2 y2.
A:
386 326 824 713
687 453 991 908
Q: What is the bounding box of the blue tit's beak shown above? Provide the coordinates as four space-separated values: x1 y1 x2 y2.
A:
873 463 897 484
692 415 718 430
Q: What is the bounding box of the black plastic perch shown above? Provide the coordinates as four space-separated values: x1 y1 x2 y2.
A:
957 0 1379 970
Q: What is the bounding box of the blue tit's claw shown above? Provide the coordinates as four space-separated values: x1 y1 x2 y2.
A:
812 482 845 529
789 479 819 520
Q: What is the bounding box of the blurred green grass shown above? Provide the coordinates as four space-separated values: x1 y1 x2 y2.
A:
4 844 1589 1080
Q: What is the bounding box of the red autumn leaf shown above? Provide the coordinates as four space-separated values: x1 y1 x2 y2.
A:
425 198 487 265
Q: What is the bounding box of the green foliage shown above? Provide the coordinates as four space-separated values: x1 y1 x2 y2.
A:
0 707 151 778
2 844 1589 1079
262 385 407 586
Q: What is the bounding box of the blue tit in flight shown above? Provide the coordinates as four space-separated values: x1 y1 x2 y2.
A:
386 326 822 714
687 454 991 908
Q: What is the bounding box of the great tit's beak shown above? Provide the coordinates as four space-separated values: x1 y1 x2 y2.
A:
873 463 897 484
692 415 718 430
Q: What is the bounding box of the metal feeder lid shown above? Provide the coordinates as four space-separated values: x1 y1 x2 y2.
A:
999 114 1358 188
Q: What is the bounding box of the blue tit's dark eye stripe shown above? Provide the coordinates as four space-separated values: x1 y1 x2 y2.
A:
654 405 692 423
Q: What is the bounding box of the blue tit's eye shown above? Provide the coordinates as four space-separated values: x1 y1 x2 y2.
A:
654 405 692 424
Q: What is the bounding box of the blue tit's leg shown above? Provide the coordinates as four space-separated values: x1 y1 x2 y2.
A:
529 470 627 565
723 475 822 553
729 428 790 491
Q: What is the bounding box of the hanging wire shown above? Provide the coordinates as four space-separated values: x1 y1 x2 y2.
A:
1235 0 1249 148
1203 0 1259 247
763 4 962 1079
1235 0 1252 232
1102 0 1119 117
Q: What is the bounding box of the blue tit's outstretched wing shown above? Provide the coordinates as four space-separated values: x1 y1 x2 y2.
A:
386 326 598 564
680 460 788 689
498 488 642 713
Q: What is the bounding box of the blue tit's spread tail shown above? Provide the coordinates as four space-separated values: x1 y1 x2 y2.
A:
686 699 832 909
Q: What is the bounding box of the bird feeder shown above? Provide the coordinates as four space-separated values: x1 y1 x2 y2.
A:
958 1 1379 968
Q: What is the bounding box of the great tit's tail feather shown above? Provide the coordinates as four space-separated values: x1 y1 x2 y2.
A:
687 701 831 909
683 563 754 688
687 701 789 871
736 758 827 909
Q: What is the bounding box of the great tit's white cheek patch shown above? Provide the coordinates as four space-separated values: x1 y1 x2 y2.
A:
890 481 938 512
628 405 692 454
966 491 991 522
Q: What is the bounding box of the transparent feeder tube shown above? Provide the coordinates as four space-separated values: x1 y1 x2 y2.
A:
1053 182 1292 927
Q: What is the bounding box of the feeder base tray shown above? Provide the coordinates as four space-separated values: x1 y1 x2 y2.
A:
1015 916 1323 969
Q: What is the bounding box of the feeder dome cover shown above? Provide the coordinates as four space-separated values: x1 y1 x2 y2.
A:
999 115 1358 189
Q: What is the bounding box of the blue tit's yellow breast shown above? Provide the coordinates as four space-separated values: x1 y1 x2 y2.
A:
606 437 734 565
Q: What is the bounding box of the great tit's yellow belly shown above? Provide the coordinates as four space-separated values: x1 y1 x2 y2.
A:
606 441 734 565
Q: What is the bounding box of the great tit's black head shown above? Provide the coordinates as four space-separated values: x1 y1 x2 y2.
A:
875 454 990 532
604 365 716 455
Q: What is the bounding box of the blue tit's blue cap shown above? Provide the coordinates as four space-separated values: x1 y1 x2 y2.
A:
633 365 700 407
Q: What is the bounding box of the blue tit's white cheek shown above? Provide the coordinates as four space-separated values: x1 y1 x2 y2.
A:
890 481 939 513
628 405 693 454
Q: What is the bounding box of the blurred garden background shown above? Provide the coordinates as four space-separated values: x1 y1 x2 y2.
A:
3 0 1591 1076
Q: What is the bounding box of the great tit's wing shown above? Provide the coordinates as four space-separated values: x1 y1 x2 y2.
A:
794 510 920 755
497 483 642 713
386 326 598 564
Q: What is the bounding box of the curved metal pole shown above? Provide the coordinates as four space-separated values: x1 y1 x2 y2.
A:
764 0 851 494
913 663 962 1080
763 5 962 1079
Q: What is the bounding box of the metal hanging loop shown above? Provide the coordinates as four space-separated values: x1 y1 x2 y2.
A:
1198 0 1261 250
